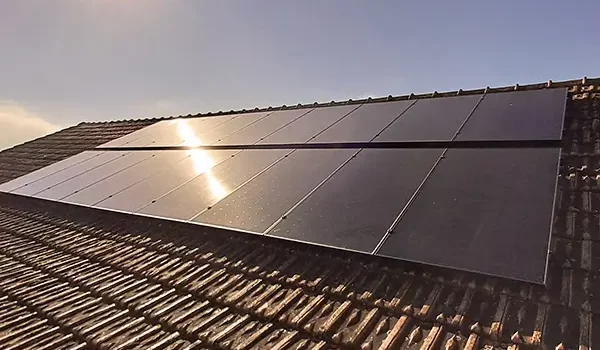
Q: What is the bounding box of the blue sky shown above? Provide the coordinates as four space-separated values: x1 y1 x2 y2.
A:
0 0 598 148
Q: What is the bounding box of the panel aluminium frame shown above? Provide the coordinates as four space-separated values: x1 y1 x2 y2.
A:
375 147 561 284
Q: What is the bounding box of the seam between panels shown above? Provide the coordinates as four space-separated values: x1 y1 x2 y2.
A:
210 110 275 145
132 150 244 213
187 149 296 222
261 101 425 236
261 148 362 235
371 92 488 254
370 99 420 141
57 152 155 201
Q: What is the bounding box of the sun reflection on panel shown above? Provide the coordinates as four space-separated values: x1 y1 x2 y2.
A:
177 120 229 200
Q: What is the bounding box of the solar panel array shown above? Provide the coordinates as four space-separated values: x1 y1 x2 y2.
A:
0 88 567 283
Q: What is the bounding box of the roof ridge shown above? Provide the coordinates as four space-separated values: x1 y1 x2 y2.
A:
77 76 599 125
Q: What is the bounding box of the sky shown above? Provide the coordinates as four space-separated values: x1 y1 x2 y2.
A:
1 0 599 149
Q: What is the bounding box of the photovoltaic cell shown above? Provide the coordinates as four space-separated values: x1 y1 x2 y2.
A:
94 150 236 213
61 151 190 206
0 151 100 193
309 100 415 143
456 88 567 141
137 149 288 221
374 94 482 142
12 151 125 196
377 148 560 283
36 151 153 200
216 109 312 146
258 105 359 144
269 149 443 252
194 149 355 232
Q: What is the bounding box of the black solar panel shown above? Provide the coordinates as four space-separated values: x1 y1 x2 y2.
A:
376 148 560 283
258 105 359 144
2 87 567 283
268 149 443 252
194 149 355 232
456 89 567 141
138 149 288 221
374 94 482 142
216 109 311 145
309 100 415 143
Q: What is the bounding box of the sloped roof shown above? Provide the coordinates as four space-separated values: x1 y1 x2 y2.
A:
0 77 598 350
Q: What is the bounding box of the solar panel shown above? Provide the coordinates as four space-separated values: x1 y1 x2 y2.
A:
61 151 190 206
98 122 167 148
309 100 415 143
374 94 482 142
216 109 312 146
0 151 101 193
268 149 443 252
183 112 270 146
137 149 288 221
108 120 189 147
258 105 359 144
456 88 567 141
36 151 153 200
376 148 560 283
12 151 125 196
2 87 566 283
95 150 236 213
194 149 356 232
99 115 238 148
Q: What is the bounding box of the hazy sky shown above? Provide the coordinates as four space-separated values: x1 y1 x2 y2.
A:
1 1 599 149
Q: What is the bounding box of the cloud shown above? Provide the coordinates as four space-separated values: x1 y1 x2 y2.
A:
0 101 61 150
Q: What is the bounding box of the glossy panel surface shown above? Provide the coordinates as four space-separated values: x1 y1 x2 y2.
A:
138 149 288 222
375 95 481 142
183 112 269 146
95 150 236 212
258 105 359 144
217 109 312 145
269 149 443 252
195 149 355 232
36 152 153 200
116 115 237 147
310 101 415 143
0 151 100 193
97 123 159 148
456 89 566 141
115 120 184 147
62 151 190 206
13 151 125 196
377 148 560 283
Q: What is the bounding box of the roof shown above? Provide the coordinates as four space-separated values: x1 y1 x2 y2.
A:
0 77 598 350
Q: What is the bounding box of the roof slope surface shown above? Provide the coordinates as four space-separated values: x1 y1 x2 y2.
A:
0 78 598 350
